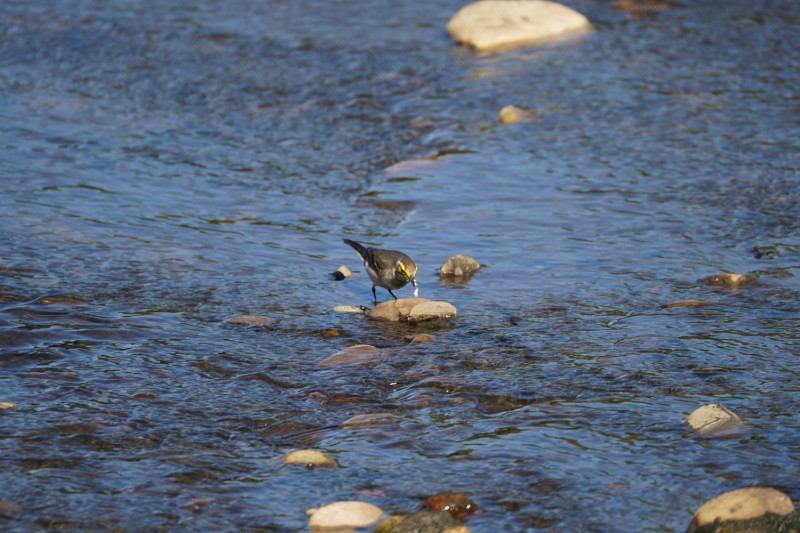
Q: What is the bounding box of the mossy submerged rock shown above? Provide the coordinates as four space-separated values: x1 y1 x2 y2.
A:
447 0 591 51
225 315 276 326
687 487 798 533
369 298 457 322
376 511 466 533
440 254 481 278
317 344 384 367
686 403 742 436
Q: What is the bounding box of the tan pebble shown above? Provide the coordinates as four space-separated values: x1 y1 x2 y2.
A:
447 0 592 51
499 105 537 124
686 403 742 436
284 449 335 468
331 305 367 314
322 328 339 337
687 487 795 532
661 300 711 309
225 315 275 326
307 500 384 528
317 344 384 367
331 265 353 280
0 402 16 410
410 334 436 343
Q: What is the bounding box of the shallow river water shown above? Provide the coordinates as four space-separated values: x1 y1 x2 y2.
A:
2 0 800 531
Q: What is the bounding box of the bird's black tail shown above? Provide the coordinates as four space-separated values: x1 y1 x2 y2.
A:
343 239 368 260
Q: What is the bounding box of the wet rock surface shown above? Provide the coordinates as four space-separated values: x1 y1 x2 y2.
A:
369 298 457 322
446 0 591 51
439 254 481 278
686 403 742 436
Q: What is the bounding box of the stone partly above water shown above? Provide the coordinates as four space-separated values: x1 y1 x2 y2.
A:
439 254 481 278
284 449 335 469
686 403 742 437
699 272 752 287
307 500 384 529
687 487 798 533
368 298 457 323
446 0 591 51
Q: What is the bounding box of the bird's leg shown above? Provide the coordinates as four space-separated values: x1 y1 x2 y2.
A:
388 289 397 300
372 285 378 303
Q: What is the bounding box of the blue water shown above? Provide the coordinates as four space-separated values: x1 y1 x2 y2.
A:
2 0 800 531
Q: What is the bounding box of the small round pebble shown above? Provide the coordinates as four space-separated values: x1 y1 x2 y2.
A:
332 265 353 280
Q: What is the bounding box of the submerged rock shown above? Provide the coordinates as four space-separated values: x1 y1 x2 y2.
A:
376 511 466 533
661 300 711 309
317 344 384 367
420 492 478 519
369 298 457 322
687 487 798 533
686 403 742 436
225 315 276 326
498 105 537 124
284 449 335 469
700 273 752 287
447 0 591 51
440 254 481 278
307 500 384 529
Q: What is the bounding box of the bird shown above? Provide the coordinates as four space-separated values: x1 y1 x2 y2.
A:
343 239 418 303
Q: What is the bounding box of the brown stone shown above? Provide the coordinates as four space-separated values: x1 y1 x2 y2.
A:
284 449 335 469
408 301 458 323
225 315 276 326
369 298 430 322
661 300 711 309
499 105 537 124
440 254 481 278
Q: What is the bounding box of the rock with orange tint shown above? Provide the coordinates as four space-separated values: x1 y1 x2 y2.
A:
317 344 384 367
661 300 710 309
498 105 537 124
420 492 478 519
687 487 798 533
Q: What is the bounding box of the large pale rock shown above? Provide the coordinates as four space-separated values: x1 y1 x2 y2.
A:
686 403 742 436
369 298 457 322
440 254 481 278
308 500 384 529
447 0 591 51
687 487 796 533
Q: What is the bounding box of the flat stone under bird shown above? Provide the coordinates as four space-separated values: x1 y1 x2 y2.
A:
343 239 418 302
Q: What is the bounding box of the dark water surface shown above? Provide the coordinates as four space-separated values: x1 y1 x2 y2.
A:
2 0 800 531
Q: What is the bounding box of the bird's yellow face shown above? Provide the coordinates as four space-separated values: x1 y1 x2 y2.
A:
395 260 417 282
